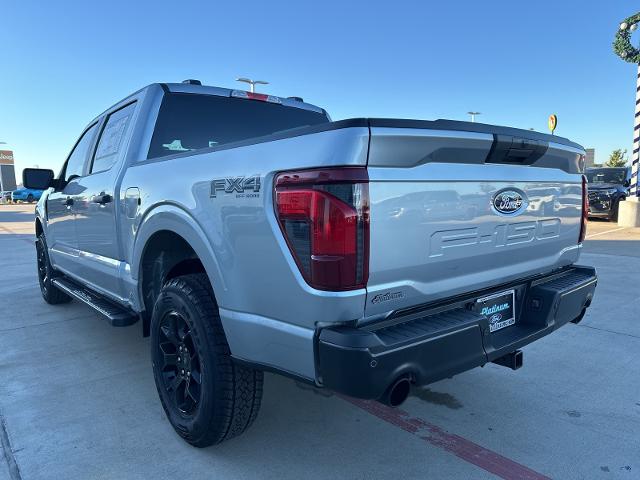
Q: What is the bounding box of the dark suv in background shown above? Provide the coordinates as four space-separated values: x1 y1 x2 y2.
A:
586 167 631 221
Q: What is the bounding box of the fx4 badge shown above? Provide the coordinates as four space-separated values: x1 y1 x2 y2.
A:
210 176 261 198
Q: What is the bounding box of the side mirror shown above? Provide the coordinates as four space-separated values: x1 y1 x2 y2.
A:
22 168 55 190
624 179 631 188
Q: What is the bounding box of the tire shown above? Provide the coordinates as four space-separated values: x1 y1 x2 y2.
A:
570 308 587 324
151 273 263 447
27 194 34 203
610 198 622 222
36 234 72 304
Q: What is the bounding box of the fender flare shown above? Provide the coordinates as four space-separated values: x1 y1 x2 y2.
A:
131 203 227 310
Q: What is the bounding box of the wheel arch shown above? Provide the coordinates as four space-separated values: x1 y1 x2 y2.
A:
132 205 227 334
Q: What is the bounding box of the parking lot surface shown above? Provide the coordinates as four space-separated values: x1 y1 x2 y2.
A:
1 203 639 480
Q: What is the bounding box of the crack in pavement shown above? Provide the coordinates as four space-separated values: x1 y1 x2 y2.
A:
0 413 22 480
0 314 91 333
577 323 640 340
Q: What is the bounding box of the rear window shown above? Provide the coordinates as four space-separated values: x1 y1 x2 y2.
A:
147 93 329 159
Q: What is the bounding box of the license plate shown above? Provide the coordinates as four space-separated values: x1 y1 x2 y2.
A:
474 289 516 333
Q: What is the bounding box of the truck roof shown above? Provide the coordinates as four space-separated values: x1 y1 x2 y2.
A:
160 82 327 116
90 81 328 127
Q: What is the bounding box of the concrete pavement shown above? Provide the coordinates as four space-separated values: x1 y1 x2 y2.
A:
1 204 639 479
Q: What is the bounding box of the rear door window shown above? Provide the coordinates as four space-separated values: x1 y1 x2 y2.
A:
147 93 328 159
91 102 136 173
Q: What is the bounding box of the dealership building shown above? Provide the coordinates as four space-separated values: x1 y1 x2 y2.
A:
0 150 17 191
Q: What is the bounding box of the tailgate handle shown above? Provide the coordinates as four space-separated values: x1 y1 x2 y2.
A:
486 135 548 165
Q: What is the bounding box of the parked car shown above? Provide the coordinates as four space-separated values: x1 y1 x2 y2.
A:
23 80 597 447
11 187 44 203
585 167 631 221
1 191 12 203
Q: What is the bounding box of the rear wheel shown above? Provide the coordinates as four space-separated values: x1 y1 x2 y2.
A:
27 194 34 203
151 273 263 447
36 234 71 304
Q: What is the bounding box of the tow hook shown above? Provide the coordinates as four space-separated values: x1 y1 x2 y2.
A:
492 350 523 370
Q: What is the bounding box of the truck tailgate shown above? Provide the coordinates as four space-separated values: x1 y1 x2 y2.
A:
364 120 585 318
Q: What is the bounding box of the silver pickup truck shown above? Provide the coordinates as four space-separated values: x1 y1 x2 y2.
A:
24 80 597 447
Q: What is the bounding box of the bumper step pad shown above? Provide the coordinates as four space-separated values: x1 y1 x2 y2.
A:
318 266 597 400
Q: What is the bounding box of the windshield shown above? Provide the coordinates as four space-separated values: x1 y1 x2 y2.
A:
148 93 329 159
585 169 626 185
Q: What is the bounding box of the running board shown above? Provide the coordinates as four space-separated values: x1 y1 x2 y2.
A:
52 277 139 327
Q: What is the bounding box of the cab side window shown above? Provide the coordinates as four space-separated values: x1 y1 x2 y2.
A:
64 123 99 181
91 102 136 174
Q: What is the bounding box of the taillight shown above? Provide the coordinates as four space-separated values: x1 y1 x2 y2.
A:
579 174 588 243
274 168 369 291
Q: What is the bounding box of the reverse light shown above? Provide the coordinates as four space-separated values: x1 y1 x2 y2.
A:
274 168 369 291
579 175 588 243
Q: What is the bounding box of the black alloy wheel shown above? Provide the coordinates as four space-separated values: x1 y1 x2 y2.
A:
156 310 203 414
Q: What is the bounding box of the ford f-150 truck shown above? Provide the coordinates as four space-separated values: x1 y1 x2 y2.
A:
24 80 597 447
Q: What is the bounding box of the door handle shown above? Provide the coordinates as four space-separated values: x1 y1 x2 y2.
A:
91 194 112 204
64 197 74 207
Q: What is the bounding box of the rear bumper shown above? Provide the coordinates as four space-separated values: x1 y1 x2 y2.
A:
317 266 597 400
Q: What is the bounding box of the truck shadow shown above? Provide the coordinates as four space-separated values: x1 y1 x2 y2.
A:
199 373 461 478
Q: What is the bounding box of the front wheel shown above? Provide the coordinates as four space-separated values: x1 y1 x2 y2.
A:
27 194 34 203
151 273 263 447
36 234 71 304
610 198 623 222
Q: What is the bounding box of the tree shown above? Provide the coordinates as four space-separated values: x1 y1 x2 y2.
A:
605 149 628 167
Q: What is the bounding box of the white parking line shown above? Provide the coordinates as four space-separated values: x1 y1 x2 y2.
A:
585 227 627 239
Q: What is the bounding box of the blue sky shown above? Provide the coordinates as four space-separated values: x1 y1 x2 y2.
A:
1 0 639 178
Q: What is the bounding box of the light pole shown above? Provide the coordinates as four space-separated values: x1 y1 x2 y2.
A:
236 77 269 93
467 111 481 122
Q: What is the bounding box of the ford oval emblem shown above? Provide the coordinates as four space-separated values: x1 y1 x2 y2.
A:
492 189 527 215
